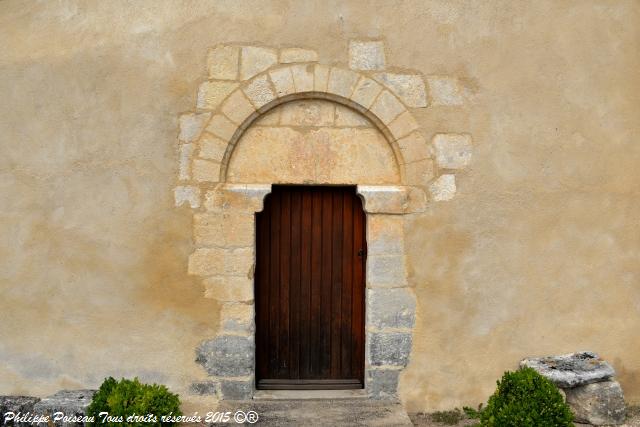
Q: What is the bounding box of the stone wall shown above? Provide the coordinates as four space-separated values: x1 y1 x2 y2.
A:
0 1 638 413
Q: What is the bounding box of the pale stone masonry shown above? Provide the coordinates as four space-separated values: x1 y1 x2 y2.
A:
174 40 474 400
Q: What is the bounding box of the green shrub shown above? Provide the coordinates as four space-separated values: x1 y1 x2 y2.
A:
87 377 182 426
477 367 574 427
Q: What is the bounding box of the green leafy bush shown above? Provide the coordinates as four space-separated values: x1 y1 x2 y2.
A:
87 377 182 426
475 367 574 427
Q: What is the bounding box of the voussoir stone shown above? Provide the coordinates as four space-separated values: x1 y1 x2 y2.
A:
195 335 254 377
520 351 615 388
280 47 318 63
374 73 427 108
564 380 626 426
178 112 211 143
33 390 96 418
196 81 239 110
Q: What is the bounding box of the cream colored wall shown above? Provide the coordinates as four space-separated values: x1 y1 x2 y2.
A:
0 1 638 411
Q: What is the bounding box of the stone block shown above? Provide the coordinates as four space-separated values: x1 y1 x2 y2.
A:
313 64 330 92
240 46 278 80
280 48 318 63
367 215 404 255
290 64 314 92
368 369 400 399
207 45 240 80
192 159 221 183
269 67 295 97
368 332 412 366
221 90 256 125
433 133 473 169
196 80 239 110
243 75 276 109
205 114 237 141
33 390 96 420
397 132 429 164
328 67 360 98
179 112 211 143
388 111 419 141
351 77 383 109
565 381 626 426
367 288 416 330
335 105 370 127
374 73 427 107
189 380 218 396
188 247 254 277
199 133 229 162
195 335 254 377
357 185 408 214
520 351 616 388
366 254 408 288
204 184 271 212
429 174 456 201
405 159 435 187
427 76 466 106
220 379 254 400
253 108 281 126
279 100 334 127
370 90 405 125
174 185 201 208
203 276 254 302
178 143 194 180
221 302 254 333
193 212 254 247
349 40 385 71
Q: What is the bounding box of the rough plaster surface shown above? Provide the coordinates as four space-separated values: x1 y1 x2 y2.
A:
0 0 639 413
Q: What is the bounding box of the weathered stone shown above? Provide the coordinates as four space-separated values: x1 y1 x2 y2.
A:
520 351 616 388
0 395 41 419
193 212 254 247
351 77 383 109
198 133 228 162
374 73 427 107
207 45 240 80
269 67 295 97
328 67 360 98
204 184 271 213
405 159 435 187
565 381 626 425
174 185 201 208
221 90 256 125
188 247 253 276
195 335 254 377
367 288 415 329
243 75 276 108
429 174 456 201
205 114 237 141
349 40 385 71
220 379 253 400
357 185 408 214
203 276 254 302
370 90 405 125
279 100 334 127
240 46 278 80
290 64 314 92
280 48 318 64
220 302 254 333
313 64 330 92
368 369 400 399
369 332 412 366
192 158 221 182
433 133 473 169
189 380 218 396
397 132 429 164
366 255 408 288
427 76 466 106
179 112 211 142
388 111 419 141
33 390 96 420
253 108 281 126
196 80 238 110
367 214 404 255
335 105 370 127
178 143 194 180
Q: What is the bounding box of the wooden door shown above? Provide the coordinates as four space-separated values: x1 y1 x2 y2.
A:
255 186 366 390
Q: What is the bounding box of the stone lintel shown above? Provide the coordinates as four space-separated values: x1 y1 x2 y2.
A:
356 185 425 214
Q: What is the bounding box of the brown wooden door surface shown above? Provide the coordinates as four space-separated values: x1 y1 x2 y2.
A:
255 186 366 390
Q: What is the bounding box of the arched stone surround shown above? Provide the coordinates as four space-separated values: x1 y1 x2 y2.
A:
174 41 474 400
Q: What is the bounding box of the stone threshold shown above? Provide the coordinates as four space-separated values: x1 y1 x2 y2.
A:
253 389 369 400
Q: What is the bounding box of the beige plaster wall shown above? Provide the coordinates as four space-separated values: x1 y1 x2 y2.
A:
0 0 638 411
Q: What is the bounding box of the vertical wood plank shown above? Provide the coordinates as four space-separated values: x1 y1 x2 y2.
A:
309 188 323 378
320 189 333 377
289 188 302 379
340 191 354 379
330 190 344 378
300 188 312 379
